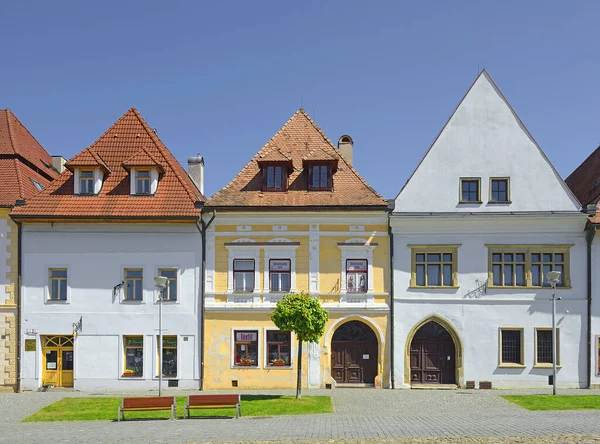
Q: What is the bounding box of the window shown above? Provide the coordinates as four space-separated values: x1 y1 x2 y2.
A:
136 170 151 195
30 178 44 191
492 253 526 286
233 259 255 292
500 329 524 366
267 331 291 366
310 165 330 189
125 268 143 300
487 246 571 288
269 259 291 292
159 269 177 301
124 336 143 376
346 259 367 292
490 178 510 203
459 177 481 203
49 269 67 300
410 246 459 288
158 336 177 376
535 328 560 366
234 330 258 366
264 165 286 191
79 170 94 195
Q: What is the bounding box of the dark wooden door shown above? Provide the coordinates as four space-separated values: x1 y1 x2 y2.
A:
410 321 456 384
331 321 378 384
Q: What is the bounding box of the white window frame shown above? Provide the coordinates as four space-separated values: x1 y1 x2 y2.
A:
231 328 260 368
226 242 260 303
263 241 298 303
130 167 159 195
338 239 376 303
263 328 294 369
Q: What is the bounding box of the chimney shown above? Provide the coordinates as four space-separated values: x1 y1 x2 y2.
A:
187 154 204 195
337 135 353 166
52 155 67 173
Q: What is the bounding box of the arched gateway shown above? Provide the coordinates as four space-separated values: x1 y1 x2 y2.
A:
409 321 456 385
331 321 378 384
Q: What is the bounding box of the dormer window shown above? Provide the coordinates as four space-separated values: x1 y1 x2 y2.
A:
261 164 288 192
136 170 151 195
79 170 95 195
308 164 332 191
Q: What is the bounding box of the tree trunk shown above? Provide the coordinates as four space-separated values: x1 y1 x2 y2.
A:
296 339 302 399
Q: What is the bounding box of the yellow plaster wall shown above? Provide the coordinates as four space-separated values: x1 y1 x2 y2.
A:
215 224 309 232
0 210 17 391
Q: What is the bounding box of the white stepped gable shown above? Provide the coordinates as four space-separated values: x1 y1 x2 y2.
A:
394 70 580 213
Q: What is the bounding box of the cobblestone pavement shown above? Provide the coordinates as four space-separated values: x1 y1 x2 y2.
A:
1 388 600 443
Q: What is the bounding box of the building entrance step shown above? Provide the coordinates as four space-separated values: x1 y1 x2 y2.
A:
411 383 458 390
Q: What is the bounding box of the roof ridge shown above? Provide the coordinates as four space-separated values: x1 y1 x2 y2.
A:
5 110 17 157
131 109 201 203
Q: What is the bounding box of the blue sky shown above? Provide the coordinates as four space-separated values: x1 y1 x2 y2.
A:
1 1 598 199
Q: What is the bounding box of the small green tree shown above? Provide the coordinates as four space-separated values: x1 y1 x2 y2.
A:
271 292 329 399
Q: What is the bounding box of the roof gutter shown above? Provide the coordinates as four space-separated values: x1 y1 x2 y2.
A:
387 210 395 389
202 205 388 212
16 219 22 393
586 222 596 389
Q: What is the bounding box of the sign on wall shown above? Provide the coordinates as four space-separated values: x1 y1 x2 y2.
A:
270 260 290 271
236 332 257 342
24 339 36 351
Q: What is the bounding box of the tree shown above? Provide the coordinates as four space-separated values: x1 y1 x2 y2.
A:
270 292 329 399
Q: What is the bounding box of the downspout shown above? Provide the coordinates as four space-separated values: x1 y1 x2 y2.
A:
388 207 395 389
16 220 22 393
586 223 596 389
196 206 216 391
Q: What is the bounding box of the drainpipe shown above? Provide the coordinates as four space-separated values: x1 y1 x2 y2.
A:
388 208 395 389
586 223 596 389
195 205 216 391
16 220 22 393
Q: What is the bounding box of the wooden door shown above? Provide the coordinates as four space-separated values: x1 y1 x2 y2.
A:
331 321 378 384
42 336 74 387
410 321 456 385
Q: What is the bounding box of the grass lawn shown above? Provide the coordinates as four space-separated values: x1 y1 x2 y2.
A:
502 395 600 410
22 395 332 422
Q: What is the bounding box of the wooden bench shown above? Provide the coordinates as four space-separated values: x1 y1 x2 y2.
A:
183 394 241 419
117 396 176 421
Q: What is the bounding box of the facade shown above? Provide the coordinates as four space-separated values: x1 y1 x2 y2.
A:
565 145 600 388
203 109 390 389
391 71 587 388
0 110 58 391
11 109 205 390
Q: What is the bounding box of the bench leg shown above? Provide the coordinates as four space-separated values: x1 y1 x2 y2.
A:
236 404 239 419
183 404 187 419
117 407 121 422
171 405 175 420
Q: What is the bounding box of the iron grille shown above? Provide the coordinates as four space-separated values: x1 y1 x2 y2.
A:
501 330 521 364
537 330 553 364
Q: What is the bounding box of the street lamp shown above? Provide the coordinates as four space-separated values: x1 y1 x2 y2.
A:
546 270 561 396
154 276 168 396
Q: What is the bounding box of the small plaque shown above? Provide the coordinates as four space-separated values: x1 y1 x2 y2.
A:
362 354 369 359
25 339 36 351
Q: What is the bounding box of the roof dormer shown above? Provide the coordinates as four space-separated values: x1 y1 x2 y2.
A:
122 147 165 196
64 148 111 196
302 148 338 191
257 148 293 192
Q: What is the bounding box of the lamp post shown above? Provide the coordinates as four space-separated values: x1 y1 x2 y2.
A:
546 270 561 396
154 276 168 396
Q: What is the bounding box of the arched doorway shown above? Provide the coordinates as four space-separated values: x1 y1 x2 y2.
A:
410 321 456 385
331 321 378 384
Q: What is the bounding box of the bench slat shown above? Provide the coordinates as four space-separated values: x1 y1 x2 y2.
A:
188 394 239 406
123 396 175 409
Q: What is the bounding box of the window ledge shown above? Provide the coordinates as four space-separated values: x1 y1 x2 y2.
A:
45 299 69 304
232 366 259 369
121 374 143 378
534 364 562 369
458 201 483 205
498 364 526 368
121 300 145 304
488 285 572 290
408 286 460 290
488 201 512 204
266 365 293 369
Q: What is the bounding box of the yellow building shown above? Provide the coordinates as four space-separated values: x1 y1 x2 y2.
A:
0 110 59 391
202 109 390 389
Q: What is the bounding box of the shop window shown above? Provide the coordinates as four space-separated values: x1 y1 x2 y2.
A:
267 331 291 366
270 259 291 292
124 336 143 376
158 336 177 377
234 330 258 366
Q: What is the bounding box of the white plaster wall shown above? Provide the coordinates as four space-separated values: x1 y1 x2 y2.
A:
391 214 588 388
20 223 201 391
394 71 580 213
0 217 10 303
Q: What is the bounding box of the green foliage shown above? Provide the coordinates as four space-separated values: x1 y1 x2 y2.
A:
270 292 329 342
502 395 600 411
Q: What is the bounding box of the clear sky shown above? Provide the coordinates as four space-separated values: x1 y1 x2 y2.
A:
1 1 598 199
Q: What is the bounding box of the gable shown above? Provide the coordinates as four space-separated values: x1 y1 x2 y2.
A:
394 71 580 214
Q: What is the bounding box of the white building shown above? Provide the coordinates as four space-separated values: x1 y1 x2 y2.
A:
391 70 588 389
11 109 206 390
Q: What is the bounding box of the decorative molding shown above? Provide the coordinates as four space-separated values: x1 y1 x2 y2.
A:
236 226 252 232
309 224 319 294
272 225 288 231
349 225 365 232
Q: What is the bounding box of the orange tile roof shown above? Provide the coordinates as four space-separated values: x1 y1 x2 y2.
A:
0 110 58 206
122 146 165 173
566 145 600 223
205 109 386 210
65 147 111 173
11 108 204 220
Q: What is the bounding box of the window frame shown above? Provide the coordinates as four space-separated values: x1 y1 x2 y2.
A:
79 169 95 195
48 268 68 301
265 330 292 367
409 245 460 288
489 177 511 203
346 259 368 293
262 164 287 192
459 177 481 204
233 259 255 293
123 335 144 377
135 169 151 195
157 335 178 377
124 268 144 301
233 329 259 367
534 327 560 367
498 328 525 367
158 268 178 301
269 259 291 292
308 164 332 191
486 245 572 289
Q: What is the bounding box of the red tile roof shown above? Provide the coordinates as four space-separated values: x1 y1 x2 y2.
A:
566 145 600 223
65 147 111 173
0 110 58 206
205 109 386 209
11 108 204 220
122 146 165 173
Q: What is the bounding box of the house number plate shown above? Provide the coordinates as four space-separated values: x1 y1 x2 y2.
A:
362 354 369 359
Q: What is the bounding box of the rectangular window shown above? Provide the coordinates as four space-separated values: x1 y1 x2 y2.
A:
531 252 565 287
233 259 255 292
158 336 177 377
49 269 67 300
414 252 455 287
460 177 480 203
124 336 143 376
159 269 177 301
234 330 258 366
79 170 94 195
309 165 331 190
536 328 559 365
136 170 151 195
491 178 510 203
500 329 523 365
125 268 143 300
267 331 291 366
269 259 291 292
492 253 526 287
346 259 367 292
264 165 286 191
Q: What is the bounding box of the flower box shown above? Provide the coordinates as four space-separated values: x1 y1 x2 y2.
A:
122 373 141 377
